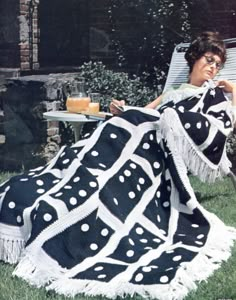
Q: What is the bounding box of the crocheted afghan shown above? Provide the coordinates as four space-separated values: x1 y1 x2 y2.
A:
0 85 235 300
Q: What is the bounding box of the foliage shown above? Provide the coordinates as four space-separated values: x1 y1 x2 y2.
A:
227 131 236 155
76 61 158 109
106 0 193 88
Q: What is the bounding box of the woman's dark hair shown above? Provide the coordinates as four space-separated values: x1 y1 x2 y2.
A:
185 31 226 73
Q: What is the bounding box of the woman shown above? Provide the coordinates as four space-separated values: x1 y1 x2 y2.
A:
111 31 236 115
0 32 236 299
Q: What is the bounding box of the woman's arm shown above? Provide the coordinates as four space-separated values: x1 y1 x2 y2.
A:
110 94 163 115
217 80 236 126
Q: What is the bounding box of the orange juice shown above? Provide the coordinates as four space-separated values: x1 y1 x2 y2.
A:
88 102 100 114
66 97 91 113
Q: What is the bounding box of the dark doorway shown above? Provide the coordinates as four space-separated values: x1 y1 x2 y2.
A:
38 0 89 68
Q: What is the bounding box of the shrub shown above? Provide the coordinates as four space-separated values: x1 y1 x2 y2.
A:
76 61 158 110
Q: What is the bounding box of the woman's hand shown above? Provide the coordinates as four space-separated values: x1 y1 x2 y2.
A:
216 80 236 107
216 80 236 93
109 99 125 115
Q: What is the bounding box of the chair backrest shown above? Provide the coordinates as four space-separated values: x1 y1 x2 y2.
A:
163 38 236 92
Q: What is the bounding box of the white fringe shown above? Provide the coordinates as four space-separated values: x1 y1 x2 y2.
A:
11 225 236 300
159 108 232 183
0 237 25 264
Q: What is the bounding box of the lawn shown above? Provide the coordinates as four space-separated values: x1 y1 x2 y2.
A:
0 172 235 300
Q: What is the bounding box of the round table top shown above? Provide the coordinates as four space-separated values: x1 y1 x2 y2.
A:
43 111 97 123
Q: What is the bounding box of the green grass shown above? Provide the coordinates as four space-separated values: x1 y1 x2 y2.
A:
0 173 236 300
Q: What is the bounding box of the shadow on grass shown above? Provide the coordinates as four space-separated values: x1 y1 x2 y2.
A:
195 191 232 203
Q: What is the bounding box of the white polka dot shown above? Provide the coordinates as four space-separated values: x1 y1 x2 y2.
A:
81 224 89 232
78 190 87 197
205 121 209 127
60 152 65 157
99 163 106 168
36 180 44 186
55 192 63 197
53 179 60 184
130 163 136 169
167 185 171 191
64 185 72 189
129 238 135 246
28 172 35 176
5 186 10 192
153 162 160 169
135 273 143 282
37 189 45 194
178 106 184 113
101 228 109 236
157 215 161 222
173 255 182 261
213 146 218 152
144 246 153 250
139 178 145 184
90 243 98 251
119 175 125 183
153 238 161 243
196 122 202 129
195 241 203 245
126 250 134 257
20 178 28 181
137 184 141 191
226 121 231 126
160 275 169 283
197 234 204 239
149 134 154 140
91 151 99 156
128 191 135 199
142 266 152 272
94 266 104 271
156 191 161 198
140 239 148 243
70 197 77 205
136 227 144 235
192 224 199 228
155 200 158 207
8 202 16 209
113 198 119 205
62 159 70 164
184 123 191 129
44 213 52 222
16 216 22 223
89 181 97 188
124 170 131 177
110 133 117 139
97 274 106 279
73 177 80 182
162 201 169 208
143 143 150 150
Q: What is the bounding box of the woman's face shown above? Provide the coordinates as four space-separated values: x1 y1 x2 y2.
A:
191 52 223 84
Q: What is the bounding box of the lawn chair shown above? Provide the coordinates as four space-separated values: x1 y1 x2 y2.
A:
164 38 236 189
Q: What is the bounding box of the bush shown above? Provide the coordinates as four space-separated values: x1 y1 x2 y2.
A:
226 130 236 172
76 61 158 110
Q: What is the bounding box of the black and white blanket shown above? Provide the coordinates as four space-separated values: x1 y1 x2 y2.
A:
0 83 236 300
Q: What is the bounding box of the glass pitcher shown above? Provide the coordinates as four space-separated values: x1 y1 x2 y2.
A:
66 78 91 113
